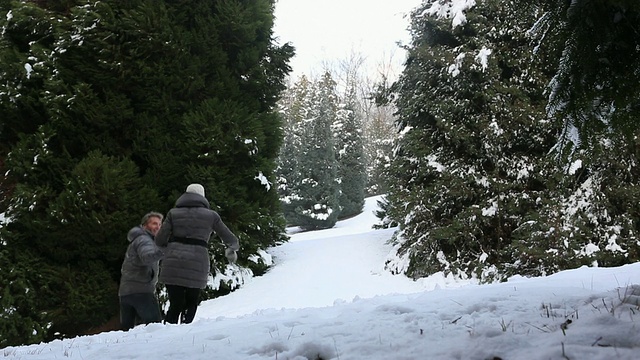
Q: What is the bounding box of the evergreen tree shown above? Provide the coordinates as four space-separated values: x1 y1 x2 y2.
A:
328 53 399 197
334 86 365 218
286 73 341 230
383 0 561 281
0 248 48 347
525 0 640 143
0 0 292 344
276 76 312 224
509 0 640 274
363 100 397 196
511 135 640 276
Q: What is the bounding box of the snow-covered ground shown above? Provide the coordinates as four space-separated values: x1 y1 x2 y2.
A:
3 196 640 359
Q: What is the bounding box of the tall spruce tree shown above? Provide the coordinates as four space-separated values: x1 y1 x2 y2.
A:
334 86 365 218
297 72 341 229
364 100 397 196
281 73 341 230
383 0 562 281
0 0 292 345
515 0 640 272
276 76 312 224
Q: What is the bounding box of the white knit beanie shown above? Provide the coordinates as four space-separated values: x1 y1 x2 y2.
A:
185 183 205 197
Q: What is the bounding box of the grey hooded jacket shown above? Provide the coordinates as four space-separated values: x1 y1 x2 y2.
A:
118 226 164 296
155 192 239 289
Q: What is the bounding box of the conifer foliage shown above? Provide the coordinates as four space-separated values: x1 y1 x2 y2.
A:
334 86 366 219
0 0 292 345
278 73 341 230
383 0 640 282
519 0 640 272
277 72 366 229
527 0 640 142
382 0 562 281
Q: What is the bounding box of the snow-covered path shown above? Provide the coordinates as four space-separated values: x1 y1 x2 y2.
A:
197 196 435 319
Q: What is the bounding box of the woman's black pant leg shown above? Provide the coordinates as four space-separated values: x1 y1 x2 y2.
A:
181 287 201 324
164 284 186 324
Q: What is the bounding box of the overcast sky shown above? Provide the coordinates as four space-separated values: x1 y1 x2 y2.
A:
273 0 422 80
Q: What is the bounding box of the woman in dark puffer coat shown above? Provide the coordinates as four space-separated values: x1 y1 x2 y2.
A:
155 183 239 324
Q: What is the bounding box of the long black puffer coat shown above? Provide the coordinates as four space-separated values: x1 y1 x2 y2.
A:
155 192 239 289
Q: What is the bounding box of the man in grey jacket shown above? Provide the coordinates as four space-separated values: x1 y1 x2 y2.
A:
118 212 165 330
155 183 239 324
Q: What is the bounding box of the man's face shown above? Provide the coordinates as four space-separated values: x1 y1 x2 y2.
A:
143 216 162 236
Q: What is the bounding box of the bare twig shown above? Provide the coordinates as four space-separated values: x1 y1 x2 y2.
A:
560 319 572 336
524 322 551 333
591 336 603 346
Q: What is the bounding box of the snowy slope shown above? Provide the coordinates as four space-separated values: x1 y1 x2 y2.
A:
3 196 640 360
